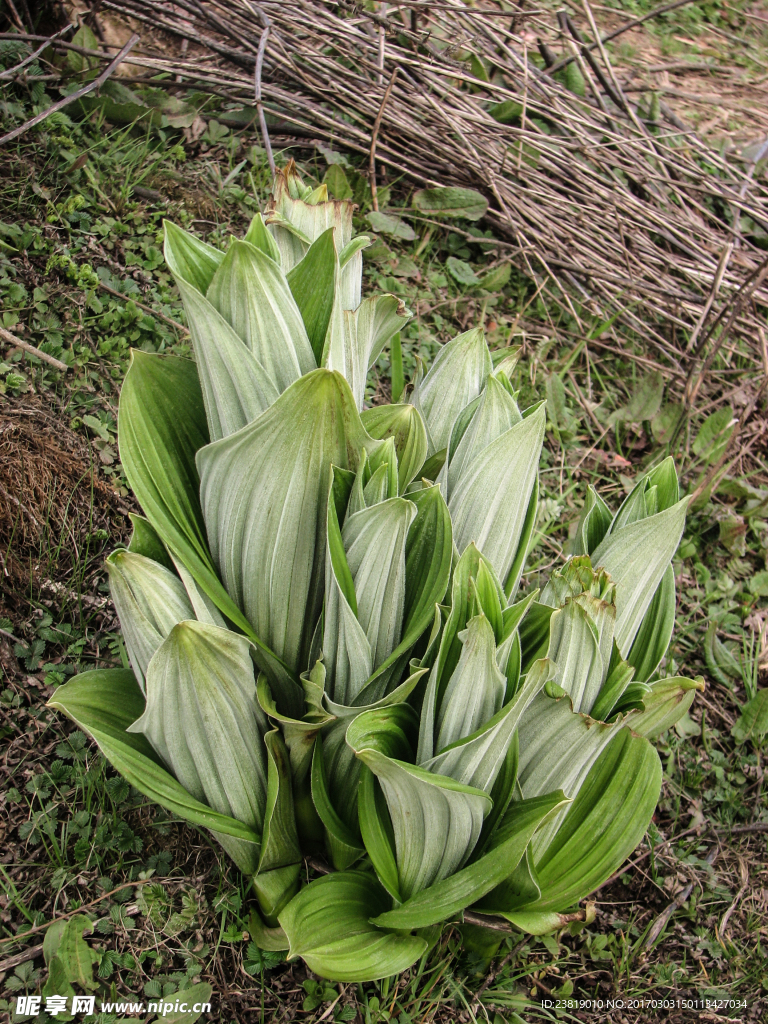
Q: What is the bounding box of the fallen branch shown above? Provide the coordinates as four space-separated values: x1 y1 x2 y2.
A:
0 32 139 146
96 281 188 333
547 0 701 74
369 67 398 213
0 326 69 372
642 844 718 950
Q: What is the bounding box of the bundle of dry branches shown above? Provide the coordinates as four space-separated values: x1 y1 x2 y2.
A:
10 2 768 404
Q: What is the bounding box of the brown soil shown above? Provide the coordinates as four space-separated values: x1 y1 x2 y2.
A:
0 393 134 623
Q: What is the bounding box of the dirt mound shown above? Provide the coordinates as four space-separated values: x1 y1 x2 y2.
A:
0 394 133 623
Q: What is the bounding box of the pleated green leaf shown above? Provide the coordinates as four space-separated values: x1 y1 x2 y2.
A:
116 350 271 651
532 727 662 910
571 485 613 557
118 351 210 568
628 675 705 739
252 863 301 928
197 370 372 676
286 227 336 365
358 766 401 901
47 669 261 846
127 513 174 571
546 601 604 716
348 484 453 708
371 791 568 931
206 239 315 392
175 277 279 440
347 703 490 898
279 871 427 982
445 374 522 498
449 404 546 584
433 615 506 754
423 655 548 793
163 220 224 295
325 294 411 410
361 403 428 494
106 549 194 691
627 564 676 682
352 748 491 901
325 498 416 705
504 473 539 601
591 498 688 656
412 328 492 453
323 492 373 707
318 674 426 860
516 686 620 859
344 499 416 670
128 622 269 837
244 212 282 263
259 730 302 872
311 732 365 867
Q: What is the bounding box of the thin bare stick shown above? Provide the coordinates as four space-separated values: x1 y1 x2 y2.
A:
249 3 275 177
642 844 718 950
0 944 45 974
0 25 74 80
547 0 700 74
0 326 69 372
3 0 25 32
96 281 188 333
0 33 140 146
369 67 398 212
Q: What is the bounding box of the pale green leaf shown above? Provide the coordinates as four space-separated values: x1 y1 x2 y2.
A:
325 293 411 410
106 549 194 691
445 374 521 499
591 498 688 656
629 676 705 739
413 328 492 453
279 871 427 982
361 403 429 493
206 239 315 392
252 863 301 925
117 350 266 653
175 277 280 440
129 622 268 847
163 220 224 295
449 404 546 585
47 669 262 846
197 370 372 677
370 792 568 930
516 685 619 859
344 498 416 670
571 486 612 557
244 212 282 263
351 748 491 900
259 731 302 872
546 601 604 716
433 614 506 753
423 655 548 793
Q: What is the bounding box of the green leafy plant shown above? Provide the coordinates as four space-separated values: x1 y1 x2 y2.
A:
49 162 701 982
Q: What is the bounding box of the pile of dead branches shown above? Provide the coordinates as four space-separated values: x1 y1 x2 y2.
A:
7 2 768 401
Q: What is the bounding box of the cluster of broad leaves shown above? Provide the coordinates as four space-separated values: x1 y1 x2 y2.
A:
50 164 702 982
